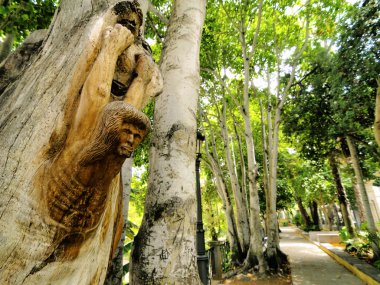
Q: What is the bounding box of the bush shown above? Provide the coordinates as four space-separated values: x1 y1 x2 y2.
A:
292 213 302 226
301 224 320 232
373 260 380 270
343 230 371 257
339 226 352 242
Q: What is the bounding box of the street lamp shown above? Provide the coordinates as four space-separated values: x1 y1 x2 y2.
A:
195 130 208 285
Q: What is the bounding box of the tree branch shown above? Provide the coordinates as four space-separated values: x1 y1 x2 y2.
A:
147 1 169 25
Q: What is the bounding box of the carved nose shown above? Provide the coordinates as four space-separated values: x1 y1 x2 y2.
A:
127 133 134 144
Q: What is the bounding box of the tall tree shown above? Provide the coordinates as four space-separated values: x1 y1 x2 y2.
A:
261 1 310 269
201 108 242 261
282 50 355 236
0 1 164 284
130 0 206 283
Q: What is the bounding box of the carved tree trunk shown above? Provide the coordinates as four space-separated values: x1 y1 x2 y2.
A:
130 0 206 284
0 1 162 284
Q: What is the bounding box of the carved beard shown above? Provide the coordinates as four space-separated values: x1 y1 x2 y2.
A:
79 101 150 166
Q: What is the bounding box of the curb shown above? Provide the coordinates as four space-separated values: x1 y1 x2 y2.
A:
297 229 380 285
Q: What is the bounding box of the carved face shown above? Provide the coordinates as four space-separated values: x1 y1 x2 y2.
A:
117 123 145 157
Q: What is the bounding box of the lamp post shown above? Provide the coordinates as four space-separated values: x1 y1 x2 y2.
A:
195 130 208 285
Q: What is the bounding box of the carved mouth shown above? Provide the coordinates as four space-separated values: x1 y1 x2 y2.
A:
118 144 133 156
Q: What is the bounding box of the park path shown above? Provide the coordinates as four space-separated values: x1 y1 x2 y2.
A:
280 226 366 285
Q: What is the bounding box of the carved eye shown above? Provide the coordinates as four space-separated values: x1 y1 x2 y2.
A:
118 19 136 33
134 134 142 141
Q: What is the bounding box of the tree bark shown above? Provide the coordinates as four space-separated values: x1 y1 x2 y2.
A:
130 0 206 283
346 135 380 258
351 178 366 223
328 154 354 236
310 201 320 229
0 1 161 284
238 13 267 274
374 78 380 147
202 110 242 262
218 98 250 256
296 197 312 228
0 33 15 63
206 152 242 262
346 136 378 224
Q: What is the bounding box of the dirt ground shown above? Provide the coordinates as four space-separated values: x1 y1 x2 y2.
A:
217 272 292 285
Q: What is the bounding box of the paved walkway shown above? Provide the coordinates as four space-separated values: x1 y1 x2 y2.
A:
280 227 365 285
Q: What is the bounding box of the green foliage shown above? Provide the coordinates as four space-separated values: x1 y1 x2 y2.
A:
344 230 371 257
301 224 320 232
129 168 148 227
339 226 352 242
373 177 380 187
292 212 302 226
126 220 139 240
0 0 58 47
330 0 379 135
373 260 380 270
123 240 134 255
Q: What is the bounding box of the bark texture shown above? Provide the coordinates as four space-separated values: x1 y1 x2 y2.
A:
296 197 312 227
202 110 241 260
374 79 380 147
346 135 380 258
218 98 250 256
0 1 162 284
130 0 206 284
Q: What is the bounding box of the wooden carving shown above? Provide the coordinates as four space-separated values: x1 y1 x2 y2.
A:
35 1 162 239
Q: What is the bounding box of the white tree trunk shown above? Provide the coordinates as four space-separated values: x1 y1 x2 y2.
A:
130 0 206 284
346 136 377 231
206 152 240 256
219 99 250 254
202 111 241 258
346 135 379 258
0 1 156 284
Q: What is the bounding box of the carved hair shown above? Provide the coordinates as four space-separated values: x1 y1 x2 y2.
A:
80 101 150 165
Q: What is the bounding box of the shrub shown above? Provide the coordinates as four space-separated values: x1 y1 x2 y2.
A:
339 226 352 242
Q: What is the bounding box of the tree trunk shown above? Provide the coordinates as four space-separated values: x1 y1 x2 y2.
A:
202 110 242 262
105 158 133 285
346 135 380 258
0 1 164 284
243 109 267 274
219 99 250 256
206 152 242 263
321 204 333 231
296 197 312 228
374 78 380 147
233 118 249 215
130 0 206 283
310 201 320 230
351 178 366 223
328 154 354 236
0 33 14 63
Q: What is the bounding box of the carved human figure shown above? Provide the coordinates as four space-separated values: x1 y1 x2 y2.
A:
35 2 162 240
